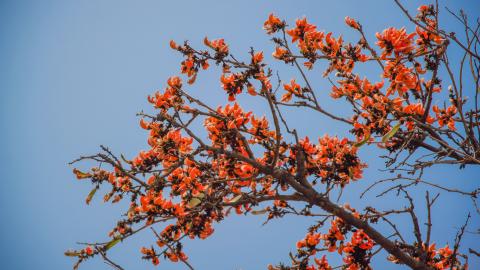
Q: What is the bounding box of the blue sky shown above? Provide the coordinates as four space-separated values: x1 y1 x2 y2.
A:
1 0 479 269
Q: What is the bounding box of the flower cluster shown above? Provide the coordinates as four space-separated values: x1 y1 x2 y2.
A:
204 103 252 148
376 27 416 59
281 79 304 102
294 207 374 270
415 5 443 53
141 247 160 265
341 230 374 270
147 76 184 111
170 42 210 84
264 14 285 35
284 135 365 187
68 5 471 269
389 243 467 270
433 105 457 131
204 37 229 57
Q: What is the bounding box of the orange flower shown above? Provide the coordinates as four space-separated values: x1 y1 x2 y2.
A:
383 61 418 95
418 5 431 13
180 57 195 77
220 74 235 86
201 60 209 70
247 84 257 96
220 73 242 101
281 79 302 102
139 118 150 130
272 47 288 60
204 37 229 54
169 40 178 50
345 16 360 30
403 103 424 115
283 79 301 93
263 13 284 34
376 27 416 59
167 76 182 89
286 17 317 43
73 168 91 180
433 105 457 130
84 246 93 255
252 51 264 64
314 255 332 270
306 233 321 247
303 61 313 70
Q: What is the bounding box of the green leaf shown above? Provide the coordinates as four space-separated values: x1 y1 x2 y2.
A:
354 133 370 147
85 187 98 205
187 193 206 208
64 250 82 257
229 194 242 203
251 209 268 215
105 238 121 251
188 197 202 208
382 123 401 143
348 167 354 179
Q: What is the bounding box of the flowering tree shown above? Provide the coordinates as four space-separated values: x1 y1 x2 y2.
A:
66 2 480 270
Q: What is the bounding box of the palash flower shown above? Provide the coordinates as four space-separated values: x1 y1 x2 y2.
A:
263 13 284 34
376 27 416 58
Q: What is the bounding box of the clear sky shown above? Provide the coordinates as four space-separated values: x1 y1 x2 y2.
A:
1 0 479 269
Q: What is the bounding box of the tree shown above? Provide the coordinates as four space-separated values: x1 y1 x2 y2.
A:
66 2 480 270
